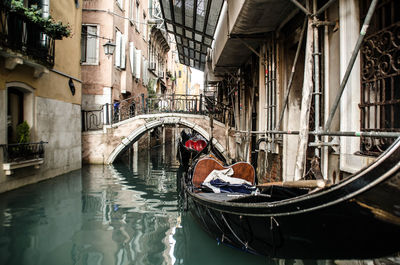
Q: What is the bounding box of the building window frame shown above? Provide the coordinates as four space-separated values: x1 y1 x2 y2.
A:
135 0 140 32
143 13 147 41
81 24 100 65
115 29 126 69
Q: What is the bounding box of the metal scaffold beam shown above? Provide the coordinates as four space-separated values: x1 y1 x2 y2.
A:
236 130 400 139
324 0 379 132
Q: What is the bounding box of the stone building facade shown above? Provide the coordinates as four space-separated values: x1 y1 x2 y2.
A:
0 0 82 193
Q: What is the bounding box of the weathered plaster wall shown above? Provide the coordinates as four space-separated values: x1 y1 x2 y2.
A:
338 0 376 173
52 0 82 86
0 1 82 193
280 30 305 181
82 0 149 106
0 98 81 193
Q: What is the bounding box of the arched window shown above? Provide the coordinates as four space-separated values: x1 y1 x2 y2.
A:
6 83 35 144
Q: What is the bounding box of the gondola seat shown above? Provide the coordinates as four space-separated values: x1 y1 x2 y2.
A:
192 157 255 189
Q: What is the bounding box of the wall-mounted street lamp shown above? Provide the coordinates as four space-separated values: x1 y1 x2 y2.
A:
103 40 116 56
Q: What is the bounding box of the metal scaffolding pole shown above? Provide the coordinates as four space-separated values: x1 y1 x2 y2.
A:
276 18 307 130
290 0 312 16
236 130 400 139
324 0 379 132
315 0 337 17
313 0 321 157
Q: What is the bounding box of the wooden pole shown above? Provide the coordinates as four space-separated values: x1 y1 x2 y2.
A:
257 179 329 189
294 15 314 180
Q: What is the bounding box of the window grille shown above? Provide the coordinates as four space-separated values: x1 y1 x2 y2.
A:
359 0 400 155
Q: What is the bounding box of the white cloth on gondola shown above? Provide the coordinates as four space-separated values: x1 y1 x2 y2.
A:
201 168 253 193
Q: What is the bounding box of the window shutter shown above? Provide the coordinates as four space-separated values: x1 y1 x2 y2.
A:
87 26 97 63
115 31 122 67
141 56 146 84
143 18 147 40
121 34 126 69
129 42 136 76
144 59 148 84
81 26 87 62
135 49 141 79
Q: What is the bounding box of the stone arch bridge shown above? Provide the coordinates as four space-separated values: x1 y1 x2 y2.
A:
82 113 236 164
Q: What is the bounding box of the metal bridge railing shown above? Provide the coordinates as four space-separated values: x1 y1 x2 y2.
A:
82 94 234 131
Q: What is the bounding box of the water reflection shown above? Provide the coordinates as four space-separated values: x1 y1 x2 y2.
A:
0 142 397 265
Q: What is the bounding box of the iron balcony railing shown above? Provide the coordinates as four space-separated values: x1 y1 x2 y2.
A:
0 141 47 163
82 94 234 131
0 4 55 66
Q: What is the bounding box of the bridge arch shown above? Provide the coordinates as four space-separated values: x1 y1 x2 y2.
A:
106 116 228 164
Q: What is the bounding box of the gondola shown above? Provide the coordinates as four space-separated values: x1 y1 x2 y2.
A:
182 137 400 259
177 130 208 170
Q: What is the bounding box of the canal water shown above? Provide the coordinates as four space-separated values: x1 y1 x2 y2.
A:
0 143 396 265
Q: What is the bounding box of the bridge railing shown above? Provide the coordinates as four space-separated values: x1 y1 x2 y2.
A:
82 94 233 131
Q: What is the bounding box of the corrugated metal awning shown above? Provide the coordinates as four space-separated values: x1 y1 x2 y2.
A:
159 0 224 71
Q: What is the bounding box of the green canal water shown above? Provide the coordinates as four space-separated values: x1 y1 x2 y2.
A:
0 145 266 265
0 144 395 265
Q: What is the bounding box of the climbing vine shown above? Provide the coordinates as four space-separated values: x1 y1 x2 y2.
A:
7 0 71 39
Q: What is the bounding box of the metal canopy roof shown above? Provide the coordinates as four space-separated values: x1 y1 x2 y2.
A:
159 0 224 71
214 0 299 73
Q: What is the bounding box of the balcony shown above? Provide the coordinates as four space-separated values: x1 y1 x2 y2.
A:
0 5 55 70
1 142 47 175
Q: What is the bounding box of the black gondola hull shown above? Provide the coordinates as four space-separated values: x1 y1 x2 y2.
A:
187 194 400 259
184 138 400 259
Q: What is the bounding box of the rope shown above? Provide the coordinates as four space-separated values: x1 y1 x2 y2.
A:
269 216 280 257
221 213 255 252
206 208 225 235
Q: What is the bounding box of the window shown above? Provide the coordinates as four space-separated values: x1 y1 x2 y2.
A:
143 13 147 41
115 29 126 69
359 0 400 155
7 88 24 143
178 70 181 78
6 85 34 145
158 59 164 78
81 25 99 64
135 1 140 32
148 44 156 70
